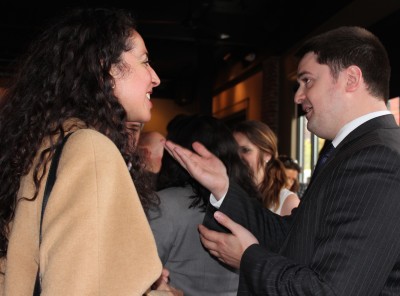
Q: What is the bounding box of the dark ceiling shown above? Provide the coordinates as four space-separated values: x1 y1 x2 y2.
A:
1 1 400 106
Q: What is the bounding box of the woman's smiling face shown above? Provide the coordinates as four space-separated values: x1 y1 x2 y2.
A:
111 30 160 123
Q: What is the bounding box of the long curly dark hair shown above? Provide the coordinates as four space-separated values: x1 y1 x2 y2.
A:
0 8 158 258
157 114 262 211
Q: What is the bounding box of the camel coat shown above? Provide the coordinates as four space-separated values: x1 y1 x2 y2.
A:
0 128 162 295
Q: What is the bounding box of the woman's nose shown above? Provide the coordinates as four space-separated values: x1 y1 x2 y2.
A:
151 67 161 87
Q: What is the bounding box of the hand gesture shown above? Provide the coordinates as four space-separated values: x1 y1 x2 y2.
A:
198 211 259 269
164 140 229 199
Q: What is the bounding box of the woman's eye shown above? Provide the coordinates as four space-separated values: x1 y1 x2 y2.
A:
240 147 251 153
144 60 150 66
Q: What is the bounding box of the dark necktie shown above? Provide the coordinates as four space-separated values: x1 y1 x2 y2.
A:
313 142 335 176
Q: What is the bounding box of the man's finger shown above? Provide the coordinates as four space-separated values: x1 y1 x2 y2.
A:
198 224 219 242
199 212 242 239
198 226 213 246
192 141 213 158
198 224 224 250
164 140 187 158
209 250 224 262
213 211 259 248
212 211 240 234
164 141 190 169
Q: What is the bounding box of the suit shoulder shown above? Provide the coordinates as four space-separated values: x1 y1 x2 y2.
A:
376 128 400 153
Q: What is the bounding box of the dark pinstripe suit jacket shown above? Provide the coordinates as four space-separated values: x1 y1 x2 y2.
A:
203 114 400 295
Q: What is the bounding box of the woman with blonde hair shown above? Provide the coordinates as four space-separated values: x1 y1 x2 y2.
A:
233 120 300 215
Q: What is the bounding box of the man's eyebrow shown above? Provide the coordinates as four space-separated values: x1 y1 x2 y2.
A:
297 70 310 79
297 71 311 80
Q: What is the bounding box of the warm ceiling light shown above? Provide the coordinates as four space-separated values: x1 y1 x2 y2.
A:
244 53 256 62
219 33 230 40
223 53 232 61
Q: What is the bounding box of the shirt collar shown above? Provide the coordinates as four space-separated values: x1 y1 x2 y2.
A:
332 110 391 147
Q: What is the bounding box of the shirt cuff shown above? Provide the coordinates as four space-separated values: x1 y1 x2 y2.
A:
210 191 227 208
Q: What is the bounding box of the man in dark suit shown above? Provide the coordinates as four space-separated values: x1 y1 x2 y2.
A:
165 26 400 295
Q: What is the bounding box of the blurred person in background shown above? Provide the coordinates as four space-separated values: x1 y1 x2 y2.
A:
137 130 166 190
149 114 261 296
138 130 166 174
278 155 302 195
233 120 300 216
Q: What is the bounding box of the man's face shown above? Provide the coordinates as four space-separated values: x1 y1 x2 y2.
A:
294 52 346 140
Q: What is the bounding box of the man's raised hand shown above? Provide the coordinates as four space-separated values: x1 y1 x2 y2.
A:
164 140 229 199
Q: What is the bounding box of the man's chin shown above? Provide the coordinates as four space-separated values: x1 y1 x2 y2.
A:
307 121 317 134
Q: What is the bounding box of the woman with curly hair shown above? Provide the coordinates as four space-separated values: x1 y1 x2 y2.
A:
0 8 180 295
233 120 300 216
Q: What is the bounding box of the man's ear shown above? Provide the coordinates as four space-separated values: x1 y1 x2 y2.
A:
345 65 362 92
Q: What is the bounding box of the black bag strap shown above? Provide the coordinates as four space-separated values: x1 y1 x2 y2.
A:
33 133 73 296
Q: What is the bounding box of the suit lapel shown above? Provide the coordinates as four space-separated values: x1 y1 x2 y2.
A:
280 114 399 257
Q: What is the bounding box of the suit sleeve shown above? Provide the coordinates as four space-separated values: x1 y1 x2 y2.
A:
203 181 292 253
239 144 400 295
40 130 162 296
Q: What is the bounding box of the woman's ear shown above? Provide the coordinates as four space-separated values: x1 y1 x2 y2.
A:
262 152 272 164
110 64 124 88
109 64 119 78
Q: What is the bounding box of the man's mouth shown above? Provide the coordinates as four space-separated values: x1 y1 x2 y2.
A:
303 106 313 119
